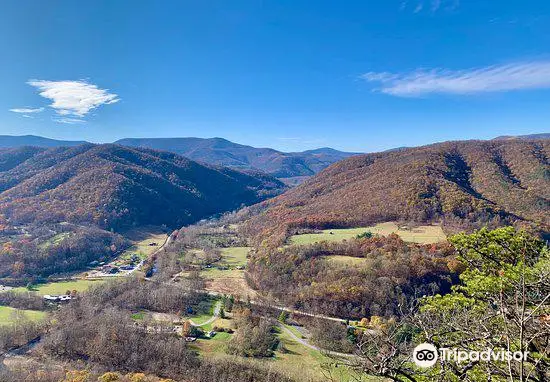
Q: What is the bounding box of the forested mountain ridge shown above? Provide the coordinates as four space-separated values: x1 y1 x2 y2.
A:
115 137 359 178
243 139 550 246
0 144 286 231
493 132 550 140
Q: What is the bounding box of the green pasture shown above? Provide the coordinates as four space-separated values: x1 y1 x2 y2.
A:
219 247 249 267
0 306 47 325
12 279 102 296
38 232 71 249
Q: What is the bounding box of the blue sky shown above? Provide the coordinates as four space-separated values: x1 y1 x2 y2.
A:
1 0 549 152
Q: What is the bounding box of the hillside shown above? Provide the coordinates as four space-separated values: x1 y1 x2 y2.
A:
115 137 359 178
0 144 286 230
244 139 550 246
0 134 89 148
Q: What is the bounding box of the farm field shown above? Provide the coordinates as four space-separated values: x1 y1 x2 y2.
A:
289 221 446 245
218 247 249 267
12 279 103 295
186 247 249 268
0 306 47 325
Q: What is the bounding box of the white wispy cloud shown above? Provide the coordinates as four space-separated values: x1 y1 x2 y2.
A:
9 107 44 114
431 0 441 12
361 61 550 97
403 0 459 13
27 79 119 117
53 117 87 125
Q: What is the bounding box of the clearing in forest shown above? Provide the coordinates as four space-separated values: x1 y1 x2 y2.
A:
289 222 446 245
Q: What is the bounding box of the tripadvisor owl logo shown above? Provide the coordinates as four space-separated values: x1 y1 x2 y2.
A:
412 343 439 368
412 342 529 368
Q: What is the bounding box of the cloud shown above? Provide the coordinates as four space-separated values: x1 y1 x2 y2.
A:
361 61 550 97
27 79 119 117
403 0 459 13
9 107 44 114
53 117 86 124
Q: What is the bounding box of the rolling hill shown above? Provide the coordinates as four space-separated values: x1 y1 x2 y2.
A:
115 137 359 178
244 139 550 246
0 144 286 230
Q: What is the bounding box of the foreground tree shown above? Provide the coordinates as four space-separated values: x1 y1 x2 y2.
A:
348 227 550 381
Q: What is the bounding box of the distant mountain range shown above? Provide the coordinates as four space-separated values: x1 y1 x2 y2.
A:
0 144 286 230
245 139 550 246
2 134 547 182
0 134 88 148
0 135 359 180
115 137 360 179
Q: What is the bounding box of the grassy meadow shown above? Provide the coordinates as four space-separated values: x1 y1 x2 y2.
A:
218 247 249 267
0 306 47 325
12 279 103 296
324 255 370 267
289 221 446 245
